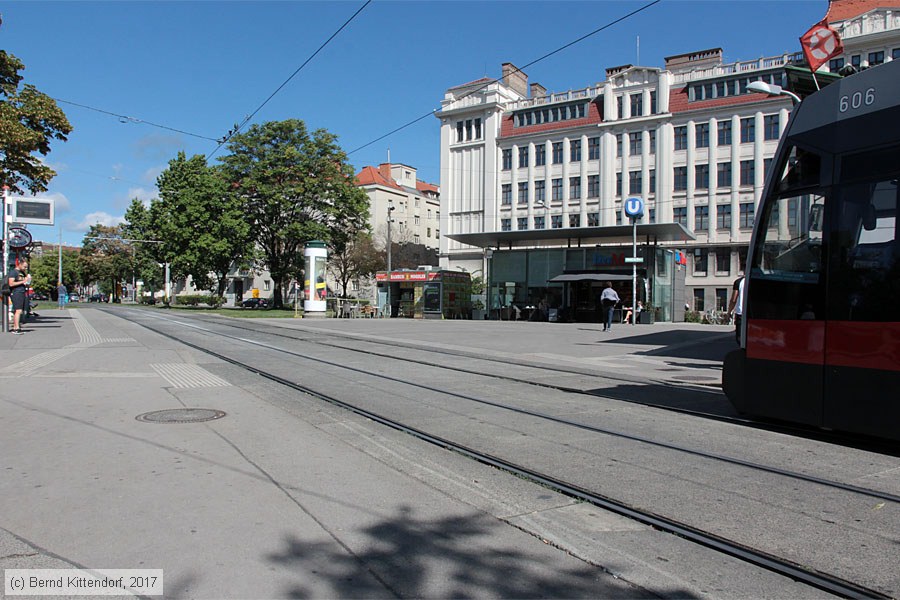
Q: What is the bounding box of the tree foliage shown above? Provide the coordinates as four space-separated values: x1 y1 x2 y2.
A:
152 152 252 296
328 231 382 298
78 224 131 299
121 199 166 295
0 50 72 194
29 248 81 295
219 119 369 308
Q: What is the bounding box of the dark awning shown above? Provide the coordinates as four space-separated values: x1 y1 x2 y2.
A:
446 223 694 250
548 273 635 282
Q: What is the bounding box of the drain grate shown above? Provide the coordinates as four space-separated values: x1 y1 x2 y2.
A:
136 408 226 424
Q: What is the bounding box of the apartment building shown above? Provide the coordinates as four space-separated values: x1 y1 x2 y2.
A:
356 163 441 250
437 0 900 317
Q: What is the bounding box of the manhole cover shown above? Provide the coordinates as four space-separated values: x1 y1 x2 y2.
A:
136 408 226 424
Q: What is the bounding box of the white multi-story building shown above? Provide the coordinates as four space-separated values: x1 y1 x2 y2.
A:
356 162 441 251
437 0 900 318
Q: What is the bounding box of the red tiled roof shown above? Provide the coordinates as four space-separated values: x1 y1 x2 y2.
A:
499 102 603 139
826 0 895 22
416 180 438 194
668 86 784 115
355 166 402 190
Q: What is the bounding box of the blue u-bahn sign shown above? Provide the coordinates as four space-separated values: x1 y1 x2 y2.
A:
624 197 644 219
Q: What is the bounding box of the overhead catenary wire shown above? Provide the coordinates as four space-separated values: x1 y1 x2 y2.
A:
205 0 372 160
52 98 219 141
347 0 662 156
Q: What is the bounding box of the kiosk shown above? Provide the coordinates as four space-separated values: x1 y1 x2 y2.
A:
376 269 471 319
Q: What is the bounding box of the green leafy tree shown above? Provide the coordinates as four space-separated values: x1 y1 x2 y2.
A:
151 152 252 297
29 248 81 296
79 224 131 300
219 119 369 308
121 198 166 297
0 50 72 194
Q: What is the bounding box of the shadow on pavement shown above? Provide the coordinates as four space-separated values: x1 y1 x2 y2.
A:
267 505 693 599
584 381 736 417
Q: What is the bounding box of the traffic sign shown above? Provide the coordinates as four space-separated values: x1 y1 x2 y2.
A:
8 227 32 249
624 196 644 218
625 257 644 264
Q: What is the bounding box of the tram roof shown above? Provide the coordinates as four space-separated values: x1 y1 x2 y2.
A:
446 223 694 250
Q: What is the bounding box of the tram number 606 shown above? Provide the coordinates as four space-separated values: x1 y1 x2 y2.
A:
839 88 875 113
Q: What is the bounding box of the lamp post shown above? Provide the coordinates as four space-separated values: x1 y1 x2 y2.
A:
746 81 801 105
385 200 395 316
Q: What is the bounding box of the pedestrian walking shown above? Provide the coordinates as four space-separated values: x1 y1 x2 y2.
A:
728 273 745 345
58 282 68 309
600 281 620 332
8 260 32 335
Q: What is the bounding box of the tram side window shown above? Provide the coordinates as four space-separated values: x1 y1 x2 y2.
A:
828 176 899 322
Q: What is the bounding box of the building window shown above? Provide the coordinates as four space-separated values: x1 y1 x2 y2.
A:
552 142 563 164
695 164 709 190
534 180 545 202
518 146 529 168
617 95 624 119
630 93 643 117
695 205 709 230
264 280 271 291
717 162 732 187
426 227 431 237
502 149 512 170
616 133 623 157
534 216 545 229
517 217 528 230
535 145 546 166
695 123 710 148
588 175 600 198
868 51 884 65
739 202 754 228
740 160 755 186
674 126 688 150
649 130 656 154
629 170 642 195
570 140 581 162
829 57 845 72
414 215 420 225
569 214 581 228
414 234 421 244
649 169 656 193
694 248 708 274
717 204 732 229
649 207 656 223
763 115 779 140
473 118 481 139
693 288 705 311
569 177 581 200
629 132 642 155
616 172 622 197
715 287 729 310
588 212 600 227
650 90 657 114
893 48 900 60
501 184 511 205
674 166 688 191
616 210 623 225
501 218 511 231
716 251 730 274
551 215 563 229
552 178 563 201
851 54 861 68
674 206 687 226
741 117 755 143
588 137 600 160
518 182 528 204
717 121 732 146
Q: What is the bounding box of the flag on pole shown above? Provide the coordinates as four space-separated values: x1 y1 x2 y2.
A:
800 18 843 72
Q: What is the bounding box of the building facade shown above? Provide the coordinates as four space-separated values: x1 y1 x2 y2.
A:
437 0 900 317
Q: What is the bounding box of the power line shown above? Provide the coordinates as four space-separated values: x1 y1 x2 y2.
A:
348 0 662 156
206 0 372 160
53 98 219 141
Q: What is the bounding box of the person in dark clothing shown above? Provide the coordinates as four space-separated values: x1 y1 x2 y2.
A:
600 281 620 332
8 260 31 335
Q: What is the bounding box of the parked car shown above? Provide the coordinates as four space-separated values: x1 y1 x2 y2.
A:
241 298 269 309
89 293 109 303
68 294 80 302
32 292 49 301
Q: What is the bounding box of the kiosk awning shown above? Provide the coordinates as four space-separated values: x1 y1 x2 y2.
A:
548 273 635 282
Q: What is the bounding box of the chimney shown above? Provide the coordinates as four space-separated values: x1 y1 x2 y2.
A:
530 82 547 98
378 163 392 181
501 62 529 97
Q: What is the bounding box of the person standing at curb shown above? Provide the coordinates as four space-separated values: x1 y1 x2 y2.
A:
58 281 68 309
8 260 31 335
600 281 620 332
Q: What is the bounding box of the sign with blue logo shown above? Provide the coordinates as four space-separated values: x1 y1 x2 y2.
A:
624 196 644 218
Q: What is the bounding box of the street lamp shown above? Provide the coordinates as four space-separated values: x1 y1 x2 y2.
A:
747 81 801 105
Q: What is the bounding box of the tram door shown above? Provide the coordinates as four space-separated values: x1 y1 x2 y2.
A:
822 160 900 438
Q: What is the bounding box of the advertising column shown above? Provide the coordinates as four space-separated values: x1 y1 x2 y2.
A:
303 240 327 317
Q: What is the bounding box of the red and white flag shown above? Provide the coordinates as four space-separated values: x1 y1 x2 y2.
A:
800 18 844 72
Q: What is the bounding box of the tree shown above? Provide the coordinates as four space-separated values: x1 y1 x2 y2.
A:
219 119 369 308
79 224 131 299
29 248 81 296
328 231 383 298
151 152 252 297
0 50 72 194
121 199 166 297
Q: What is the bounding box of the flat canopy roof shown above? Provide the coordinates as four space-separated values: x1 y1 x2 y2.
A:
446 223 694 249
549 273 635 282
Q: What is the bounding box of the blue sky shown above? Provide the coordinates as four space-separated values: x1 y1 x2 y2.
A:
3 0 827 246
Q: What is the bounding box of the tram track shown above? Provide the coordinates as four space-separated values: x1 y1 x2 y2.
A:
109 307 897 598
